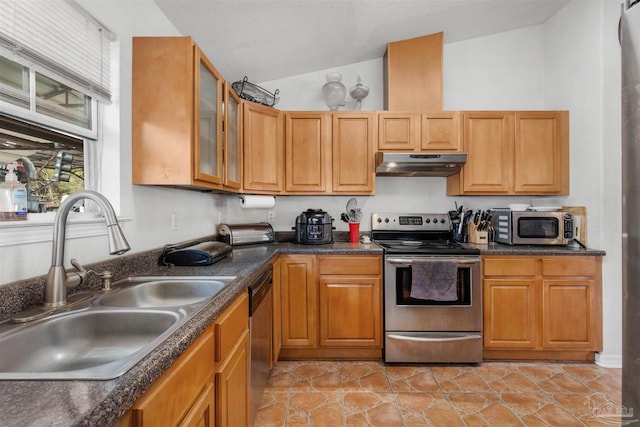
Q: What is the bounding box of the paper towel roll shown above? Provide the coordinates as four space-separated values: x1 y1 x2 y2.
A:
239 195 276 209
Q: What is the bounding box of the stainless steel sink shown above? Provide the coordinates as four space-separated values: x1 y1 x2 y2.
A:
0 309 184 380
97 276 237 308
0 276 237 380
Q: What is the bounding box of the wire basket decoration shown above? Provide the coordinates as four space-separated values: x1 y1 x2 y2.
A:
232 76 280 107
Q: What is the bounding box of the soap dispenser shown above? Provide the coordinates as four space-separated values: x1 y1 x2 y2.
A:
0 162 27 221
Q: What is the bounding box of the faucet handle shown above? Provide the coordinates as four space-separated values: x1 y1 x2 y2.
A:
66 258 87 289
70 258 86 274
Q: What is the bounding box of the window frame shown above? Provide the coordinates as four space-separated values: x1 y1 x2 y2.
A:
0 48 99 140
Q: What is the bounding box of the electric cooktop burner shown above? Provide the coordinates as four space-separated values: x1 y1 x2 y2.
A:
371 213 481 256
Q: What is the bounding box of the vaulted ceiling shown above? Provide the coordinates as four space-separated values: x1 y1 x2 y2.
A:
154 0 570 84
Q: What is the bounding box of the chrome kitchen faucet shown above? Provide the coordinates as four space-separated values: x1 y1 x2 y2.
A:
45 190 130 308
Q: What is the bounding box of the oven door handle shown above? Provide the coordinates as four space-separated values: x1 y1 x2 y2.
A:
386 258 480 266
387 334 482 343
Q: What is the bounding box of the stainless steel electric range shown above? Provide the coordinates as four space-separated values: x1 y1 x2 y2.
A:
371 213 483 364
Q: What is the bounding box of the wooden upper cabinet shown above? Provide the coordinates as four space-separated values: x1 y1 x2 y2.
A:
421 112 460 151
377 111 460 152
223 82 242 190
447 111 569 196
455 111 514 194
194 47 224 185
132 37 224 190
384 32 443 111
285 111 374 195
332 112 375 193
377 112 420 151
242 102 283 193
514 111 569 194
285 112 331 193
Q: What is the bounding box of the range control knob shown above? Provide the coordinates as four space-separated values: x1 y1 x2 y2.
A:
440 218 446 224
384 218 390 223
377 217 382 223
425 218 431 224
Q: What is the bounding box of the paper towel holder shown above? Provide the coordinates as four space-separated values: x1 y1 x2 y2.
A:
238 194 276 209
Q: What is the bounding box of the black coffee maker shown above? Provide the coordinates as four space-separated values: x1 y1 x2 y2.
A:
294 209 333 244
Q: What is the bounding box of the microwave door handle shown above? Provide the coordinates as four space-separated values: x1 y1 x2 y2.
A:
386 258 480 266
387 334 482 343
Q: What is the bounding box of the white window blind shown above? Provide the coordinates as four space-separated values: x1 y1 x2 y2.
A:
0 0 114 101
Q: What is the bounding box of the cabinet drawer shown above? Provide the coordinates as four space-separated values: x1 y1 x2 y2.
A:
130 328 215 426
483 257 537 277
542 257 596 277
215 293 249 363
317 255 381 275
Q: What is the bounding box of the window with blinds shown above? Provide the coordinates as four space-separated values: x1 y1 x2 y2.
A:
0 0 112 214
0 0 113 101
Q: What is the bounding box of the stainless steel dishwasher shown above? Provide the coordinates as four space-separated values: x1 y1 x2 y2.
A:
248 266 273 426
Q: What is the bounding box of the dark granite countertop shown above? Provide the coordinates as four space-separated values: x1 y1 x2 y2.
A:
0 240 381 427
463 242 606 256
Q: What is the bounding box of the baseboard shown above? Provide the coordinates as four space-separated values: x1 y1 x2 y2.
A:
595 352 622 368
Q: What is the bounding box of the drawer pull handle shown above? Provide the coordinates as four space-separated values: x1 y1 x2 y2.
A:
387 334 481 343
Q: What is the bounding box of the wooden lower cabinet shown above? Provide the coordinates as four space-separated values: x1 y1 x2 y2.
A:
180 383 215 427
277 254 382 359
215 293 250 427
279 254 318 348
114 326 215 427
215 331 249 427
115 293 249 427
483 255 602 361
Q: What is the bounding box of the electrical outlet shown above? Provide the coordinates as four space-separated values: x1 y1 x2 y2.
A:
171 213 179 231
267 210 275 221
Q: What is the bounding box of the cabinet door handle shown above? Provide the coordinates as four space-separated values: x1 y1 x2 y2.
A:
387 334 481 343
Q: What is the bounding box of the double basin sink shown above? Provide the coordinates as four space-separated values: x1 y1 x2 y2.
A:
0 276 236 380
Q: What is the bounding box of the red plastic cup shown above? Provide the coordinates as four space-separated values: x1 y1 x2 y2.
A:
349 222 360 243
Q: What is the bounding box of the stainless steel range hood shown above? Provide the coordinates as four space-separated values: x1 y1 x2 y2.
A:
375 152 467 177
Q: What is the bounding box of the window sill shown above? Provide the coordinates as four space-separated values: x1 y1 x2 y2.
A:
0 213 132 247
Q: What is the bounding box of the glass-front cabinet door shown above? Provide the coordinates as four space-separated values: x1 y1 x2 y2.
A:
194 46 223 184
223 82 242 189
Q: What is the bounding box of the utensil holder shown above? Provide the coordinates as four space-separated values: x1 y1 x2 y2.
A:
349 222 360 243
468 223 488 245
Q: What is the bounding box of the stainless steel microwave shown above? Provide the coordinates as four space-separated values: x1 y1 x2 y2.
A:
490 209 574 245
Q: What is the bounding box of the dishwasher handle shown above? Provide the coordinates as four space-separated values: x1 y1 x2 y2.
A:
248 267 273 316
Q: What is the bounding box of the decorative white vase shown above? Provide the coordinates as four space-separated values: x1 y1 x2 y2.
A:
322 72 346 111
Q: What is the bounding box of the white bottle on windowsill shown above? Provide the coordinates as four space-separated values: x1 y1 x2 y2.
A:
0 162 27 221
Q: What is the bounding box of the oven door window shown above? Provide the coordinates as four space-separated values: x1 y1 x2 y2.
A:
517 217 559 239
395 265 471 306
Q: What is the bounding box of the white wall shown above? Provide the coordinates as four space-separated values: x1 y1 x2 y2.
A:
543 0 622 367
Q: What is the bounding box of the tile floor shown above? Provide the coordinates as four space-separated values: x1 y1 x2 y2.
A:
254 360 622 426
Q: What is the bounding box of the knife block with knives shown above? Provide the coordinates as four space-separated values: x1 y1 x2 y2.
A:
467 222 489 245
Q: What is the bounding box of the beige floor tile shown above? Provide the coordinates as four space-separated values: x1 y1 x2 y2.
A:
536 402 585 426
257 360 621 426
437 371 491 393
447 391 500 414
479 402 525 426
